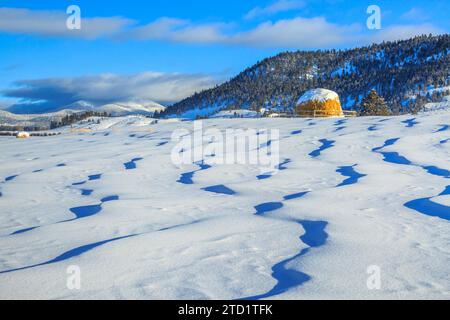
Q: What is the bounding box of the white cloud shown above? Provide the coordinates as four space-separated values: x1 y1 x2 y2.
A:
0 7 446 50
130 17 188 40
231 17 360 48
244 0 305 20
129 16 445 50
0 7 134 39
368 24 443 44
131 17 362 49
131 17 229 44
401 8 429 22
2 72 219 112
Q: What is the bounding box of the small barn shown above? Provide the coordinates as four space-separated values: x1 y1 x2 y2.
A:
296 88 344 118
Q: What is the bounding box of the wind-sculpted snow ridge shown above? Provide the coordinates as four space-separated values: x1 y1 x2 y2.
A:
66 174 114 222
435 124 450 133
309 139 335 158
177 162 212 185
10 172 110 235
1 162 71 199
334 119 347 132
372 138 412 165
0 235 137 275
335 119 347 127
10 226 39 235
405 186 450 221
373 138 450 221
11 193 119 235
242 191 327 300
373 138 450 178
1 113 450 299
0 174 19 201
157 141 169 147
402 118 419 128
202 185 236 195
81 189 94 196
2 218 210 275
72 173 102 186
278 159 291 171
336 165 367 187
5 175 19 182
66 195 119 222
10 225 41 236
172 145 321 300
283 192 310 201
257 159 291 180
88 174 102 181
124 157 143 170
259 139 272 149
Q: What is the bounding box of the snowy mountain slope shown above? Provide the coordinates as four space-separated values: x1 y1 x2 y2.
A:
0 112 449 299
163 34 450 118
66 100 166 116
0 109 82 127
209 109 260 119
7 100 166 117
0 101 165 128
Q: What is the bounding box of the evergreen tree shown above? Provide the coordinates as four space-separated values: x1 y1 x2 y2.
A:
359 90 391 116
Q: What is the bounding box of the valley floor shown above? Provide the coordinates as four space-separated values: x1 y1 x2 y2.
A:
0 112 449 299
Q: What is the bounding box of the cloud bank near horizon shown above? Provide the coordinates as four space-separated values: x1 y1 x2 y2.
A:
0 7 445 49
2 72 219 113
0 7 134 39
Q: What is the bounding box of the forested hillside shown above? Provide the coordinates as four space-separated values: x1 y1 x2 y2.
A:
161 34 450 117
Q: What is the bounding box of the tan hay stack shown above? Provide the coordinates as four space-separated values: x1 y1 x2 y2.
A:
16 132 30 139
296 88 344 118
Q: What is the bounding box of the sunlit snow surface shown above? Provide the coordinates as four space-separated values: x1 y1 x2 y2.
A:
0 113 449 300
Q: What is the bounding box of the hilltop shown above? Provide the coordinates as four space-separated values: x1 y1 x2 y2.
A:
162 34 450 118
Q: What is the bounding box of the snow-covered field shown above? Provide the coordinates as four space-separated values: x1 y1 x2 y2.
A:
0 112 449 300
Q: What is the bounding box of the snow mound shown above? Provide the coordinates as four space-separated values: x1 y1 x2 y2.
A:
0 109 82 127
422 96 450 112
297 88 339 104
210 110 260 119
69 101 166 116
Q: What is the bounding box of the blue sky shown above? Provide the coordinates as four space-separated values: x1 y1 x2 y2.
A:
0 0 448 112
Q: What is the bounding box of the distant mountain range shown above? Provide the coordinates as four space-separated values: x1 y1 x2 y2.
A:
64 100 166 116
7 100 166 117
161 34 450 118
0 101 165 128
0 109 80 128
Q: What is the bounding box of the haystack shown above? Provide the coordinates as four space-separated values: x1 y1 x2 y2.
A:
16 132 30 139
296 89 344 118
